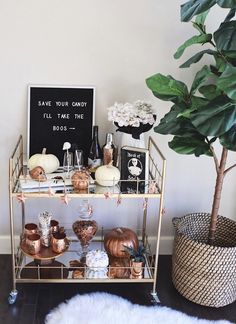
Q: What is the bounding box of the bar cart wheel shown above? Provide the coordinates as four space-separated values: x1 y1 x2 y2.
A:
8 290 18 304
150 291 160 304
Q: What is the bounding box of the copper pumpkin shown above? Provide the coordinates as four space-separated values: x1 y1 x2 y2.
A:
104 227 139 258
71 170 90 192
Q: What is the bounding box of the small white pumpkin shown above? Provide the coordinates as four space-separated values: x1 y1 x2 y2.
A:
86 250 109 268
86 250 109 279
28 148 60 174
95 162 120 187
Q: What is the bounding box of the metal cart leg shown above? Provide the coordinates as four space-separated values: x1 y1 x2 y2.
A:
8 290 18 304
9 152 24 306
150 291 160 304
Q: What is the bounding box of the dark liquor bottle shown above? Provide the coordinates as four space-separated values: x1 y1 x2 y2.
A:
103 133 118 166
88 126 102 175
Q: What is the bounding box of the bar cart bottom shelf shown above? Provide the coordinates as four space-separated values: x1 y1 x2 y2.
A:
20 261 69 279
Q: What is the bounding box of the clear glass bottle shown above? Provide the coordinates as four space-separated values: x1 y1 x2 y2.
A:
88 126 102 176
103 133 118 166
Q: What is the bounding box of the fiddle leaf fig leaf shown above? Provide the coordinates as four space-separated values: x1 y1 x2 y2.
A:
199 84 222 100
214 54 227 72
214 21 236 51
224 8 236 21
154 104 192 135
180 49 216 68
146 73 189 103
191 95 209 108
174 34 212 59
223 50 236 58
168 135 212 156
177 96 209 118
177 108 196 118
195 10 209 26
190 65 211 94
219 124 236 150
191 96 236 136
177 96 208 118
192 22 205 33
181 0 216 22
193 11 209 33
217 64 236 100
216 0 236 8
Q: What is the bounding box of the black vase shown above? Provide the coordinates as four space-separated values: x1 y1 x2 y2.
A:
114 116 156 140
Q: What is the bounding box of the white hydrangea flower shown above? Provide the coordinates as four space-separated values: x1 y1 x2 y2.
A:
107 100 155 127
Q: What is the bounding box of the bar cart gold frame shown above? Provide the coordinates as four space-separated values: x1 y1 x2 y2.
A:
8 135 166 304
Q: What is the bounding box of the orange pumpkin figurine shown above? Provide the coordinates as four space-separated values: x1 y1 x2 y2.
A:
104 227 139 258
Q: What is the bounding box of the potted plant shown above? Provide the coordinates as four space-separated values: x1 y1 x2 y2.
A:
146 0 236 307
123 244 147 279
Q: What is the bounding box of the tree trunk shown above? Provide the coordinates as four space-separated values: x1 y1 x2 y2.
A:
208 148 228 245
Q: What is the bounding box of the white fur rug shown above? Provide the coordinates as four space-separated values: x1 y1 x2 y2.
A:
45 292 232 324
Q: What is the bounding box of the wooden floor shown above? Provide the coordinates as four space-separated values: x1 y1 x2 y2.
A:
0 255 235 324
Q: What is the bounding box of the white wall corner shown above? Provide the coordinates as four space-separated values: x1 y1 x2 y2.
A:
0 235 14 254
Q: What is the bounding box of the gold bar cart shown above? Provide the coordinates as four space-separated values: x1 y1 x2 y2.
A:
8 135 166 304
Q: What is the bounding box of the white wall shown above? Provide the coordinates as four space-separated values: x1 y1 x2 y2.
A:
1 1 236 253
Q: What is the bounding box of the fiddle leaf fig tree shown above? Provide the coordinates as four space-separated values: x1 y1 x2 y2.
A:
146 0 236 245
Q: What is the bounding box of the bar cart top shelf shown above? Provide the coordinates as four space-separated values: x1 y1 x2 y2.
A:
10 135 166 199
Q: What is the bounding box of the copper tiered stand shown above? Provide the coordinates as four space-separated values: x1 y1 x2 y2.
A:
8 135 166 304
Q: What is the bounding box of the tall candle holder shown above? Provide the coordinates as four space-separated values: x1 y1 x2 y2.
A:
38 211 52 247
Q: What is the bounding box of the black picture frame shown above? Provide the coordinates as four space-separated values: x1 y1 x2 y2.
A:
27 85 95 165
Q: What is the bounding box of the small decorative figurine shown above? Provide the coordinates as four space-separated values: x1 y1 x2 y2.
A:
29 166 47 182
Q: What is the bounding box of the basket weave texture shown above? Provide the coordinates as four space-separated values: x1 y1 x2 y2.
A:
172 213 236 307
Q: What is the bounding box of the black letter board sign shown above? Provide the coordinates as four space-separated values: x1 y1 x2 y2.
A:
27 85 95 165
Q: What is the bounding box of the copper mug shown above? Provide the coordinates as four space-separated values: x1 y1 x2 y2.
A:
51 232 67 253
24 223 38 237
25 233 41 255
50 220 59 234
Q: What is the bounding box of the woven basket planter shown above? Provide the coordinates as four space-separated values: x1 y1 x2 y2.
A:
172 213 236 307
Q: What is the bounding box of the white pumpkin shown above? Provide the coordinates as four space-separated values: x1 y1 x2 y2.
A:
28 148 60 174
86 250 109 279
86 250 109 268
95 163 120 187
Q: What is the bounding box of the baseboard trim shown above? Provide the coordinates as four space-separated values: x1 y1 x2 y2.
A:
158 236 174 255
0 236 11 254
0 235 174 255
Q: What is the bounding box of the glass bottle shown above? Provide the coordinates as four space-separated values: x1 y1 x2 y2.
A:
102 133 118 166
88 126 102 176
